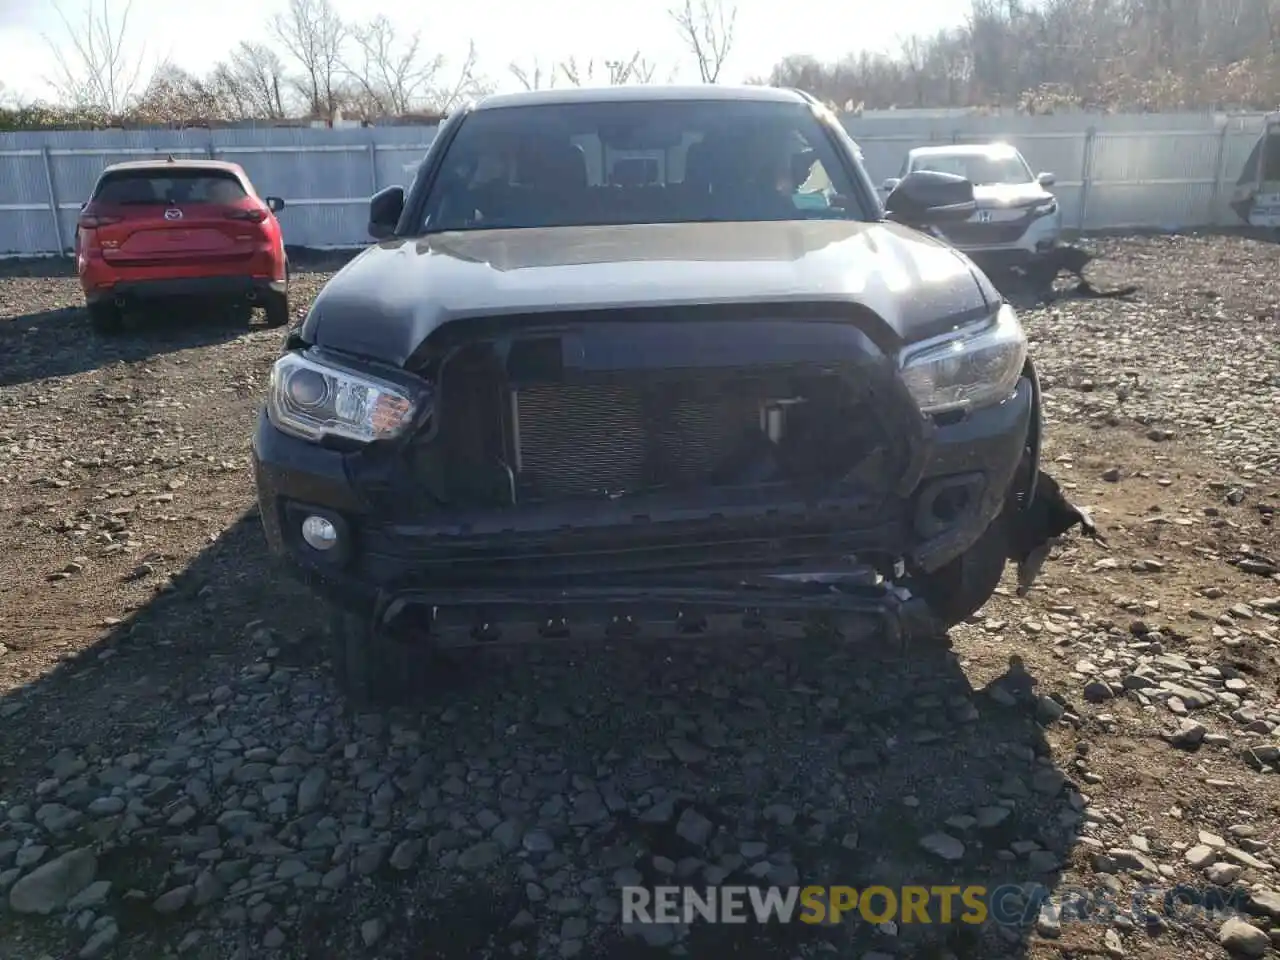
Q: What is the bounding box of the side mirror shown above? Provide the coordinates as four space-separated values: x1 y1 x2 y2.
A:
265 196 285 213
883 170 976 225
1037 172 1056 188
881 177 902 194
369 185 405 240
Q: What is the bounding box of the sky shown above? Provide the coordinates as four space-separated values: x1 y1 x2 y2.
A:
0 0 971 105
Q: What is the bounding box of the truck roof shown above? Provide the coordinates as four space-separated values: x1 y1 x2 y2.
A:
473 84 810 111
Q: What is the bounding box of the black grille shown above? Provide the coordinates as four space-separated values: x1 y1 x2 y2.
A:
516 385 648 497
941 219 1031 245
514 382 760 499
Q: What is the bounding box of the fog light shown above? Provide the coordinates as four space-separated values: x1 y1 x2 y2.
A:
300 515 338 551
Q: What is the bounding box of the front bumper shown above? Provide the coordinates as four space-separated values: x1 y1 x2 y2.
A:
936 208 1063 267
251 370 1036 644
373 571 944 649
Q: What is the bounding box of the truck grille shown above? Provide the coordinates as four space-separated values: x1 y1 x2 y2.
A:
513 382 764 500
941 220 1031 246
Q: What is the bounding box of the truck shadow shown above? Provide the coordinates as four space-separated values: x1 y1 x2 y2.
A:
0 510 1079 960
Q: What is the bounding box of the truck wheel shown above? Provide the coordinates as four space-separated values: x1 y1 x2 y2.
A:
263 290 290 328
327 607 428 708
913 515 1009 628
88 301 123 334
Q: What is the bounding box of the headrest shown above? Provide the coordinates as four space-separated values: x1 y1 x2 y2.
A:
684 141 713 189
611 157 653 187
517 140 587 189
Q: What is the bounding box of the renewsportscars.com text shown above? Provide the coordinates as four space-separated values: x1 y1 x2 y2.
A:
621 884 1252 926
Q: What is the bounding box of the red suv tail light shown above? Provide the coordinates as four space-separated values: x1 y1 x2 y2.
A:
79 214 122 229
225 208 268 223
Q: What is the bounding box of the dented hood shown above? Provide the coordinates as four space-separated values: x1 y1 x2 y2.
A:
300 220 996 367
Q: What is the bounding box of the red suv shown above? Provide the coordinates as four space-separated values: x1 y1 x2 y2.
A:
76 157 290 333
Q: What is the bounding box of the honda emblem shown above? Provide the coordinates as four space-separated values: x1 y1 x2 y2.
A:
164 208 183 220
977 210 993 223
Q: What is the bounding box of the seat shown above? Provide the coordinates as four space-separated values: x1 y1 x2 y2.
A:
682 141 714 194
516 141 587 190
512 140 589 222
701 140 798 221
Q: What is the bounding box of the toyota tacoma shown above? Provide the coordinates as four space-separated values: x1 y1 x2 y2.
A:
251 85 1043 704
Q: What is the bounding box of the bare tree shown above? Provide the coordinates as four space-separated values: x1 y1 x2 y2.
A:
557 56 593 87
270 0 348 122
44 0 150 114
209 42 290 120
606 52 661 84
344 15 441 117
131 62 223 125
509 59 559 91
427 41 492 113
557 52 661 86
670 0 736 83
760 0 1280 112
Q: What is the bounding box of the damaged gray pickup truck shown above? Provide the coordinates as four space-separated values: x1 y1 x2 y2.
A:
251 85 1043 705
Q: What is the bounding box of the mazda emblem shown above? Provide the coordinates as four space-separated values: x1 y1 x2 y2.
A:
164 208 183 220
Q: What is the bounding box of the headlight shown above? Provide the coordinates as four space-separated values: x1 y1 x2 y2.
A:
267 350 426 443
899 303 1028 415
1033 199 1058 217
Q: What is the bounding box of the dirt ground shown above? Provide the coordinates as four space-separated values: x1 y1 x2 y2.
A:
0 234 1277 960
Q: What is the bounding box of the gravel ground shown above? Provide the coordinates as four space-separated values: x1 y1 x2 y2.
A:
0 234 1278 960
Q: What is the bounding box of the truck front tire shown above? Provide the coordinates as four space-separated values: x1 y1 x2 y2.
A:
327 607 439 708
913 516 1009 627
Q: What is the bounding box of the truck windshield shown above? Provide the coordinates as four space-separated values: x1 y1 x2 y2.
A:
418 99 870 233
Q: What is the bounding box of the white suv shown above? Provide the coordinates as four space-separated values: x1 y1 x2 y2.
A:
883 143 1062 269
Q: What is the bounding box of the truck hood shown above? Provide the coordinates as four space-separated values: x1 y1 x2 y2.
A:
972 182 1054 208
301 220 995 367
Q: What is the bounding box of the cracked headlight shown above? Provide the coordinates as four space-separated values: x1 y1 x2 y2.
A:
267 350 427 443
899 303 1028 415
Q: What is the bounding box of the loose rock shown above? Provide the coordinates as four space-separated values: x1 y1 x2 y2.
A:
8 847 97 915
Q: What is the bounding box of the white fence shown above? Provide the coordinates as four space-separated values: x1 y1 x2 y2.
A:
0 110 1271 256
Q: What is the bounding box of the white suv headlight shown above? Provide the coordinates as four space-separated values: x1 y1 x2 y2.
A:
898 302 1028 415
267 350 427 443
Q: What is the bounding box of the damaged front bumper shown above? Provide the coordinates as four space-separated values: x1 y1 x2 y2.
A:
375 565 943 650
253 304 1037 649
252 374 1034 649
